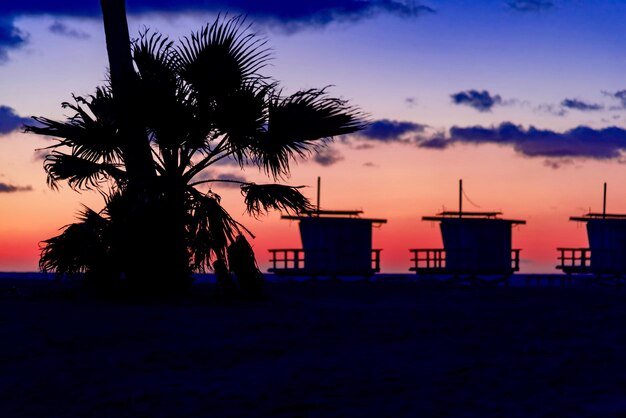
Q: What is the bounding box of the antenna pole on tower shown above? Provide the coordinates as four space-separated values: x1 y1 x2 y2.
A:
603 182 607 219
317 176 321 216
459 179 463 218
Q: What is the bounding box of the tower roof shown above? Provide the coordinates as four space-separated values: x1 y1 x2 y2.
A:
282 209 387 224
422 211 525 224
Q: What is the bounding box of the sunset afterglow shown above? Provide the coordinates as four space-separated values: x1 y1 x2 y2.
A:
1 1 625 273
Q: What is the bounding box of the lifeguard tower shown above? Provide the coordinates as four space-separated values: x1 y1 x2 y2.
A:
409 180 525 283
557 183 626 283
268 178 387 277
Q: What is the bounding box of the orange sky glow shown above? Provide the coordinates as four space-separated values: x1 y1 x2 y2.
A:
1 136 617 274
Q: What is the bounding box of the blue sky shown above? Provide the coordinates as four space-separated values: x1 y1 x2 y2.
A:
2 0 626 272
2 1 626 137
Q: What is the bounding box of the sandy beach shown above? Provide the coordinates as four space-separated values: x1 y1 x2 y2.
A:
2 278 626 417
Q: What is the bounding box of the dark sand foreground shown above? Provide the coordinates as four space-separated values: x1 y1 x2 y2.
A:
2 278 626 417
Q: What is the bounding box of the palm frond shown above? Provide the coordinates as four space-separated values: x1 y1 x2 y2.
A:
186 188 252 270
39 206 109 275
213 82 274 165
44 151 125 191
101 188 131 219
255 87 366 177
133 30 196 152
26 88 124 164
240 183 313 217
133 30 177 74
176 15 271 101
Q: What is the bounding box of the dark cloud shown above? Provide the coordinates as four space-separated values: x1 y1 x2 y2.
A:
535 103 567 117
419 136 449 149
0 1 436 20
450 90 503 112
613 90 626 107
0 182 32 193
248 0 437 32
213 156 244 166
543 158 575 170
195 169 246 184
350 142 375 150
344 116 626 165
404 97 417 108
507 0 554 12
0 1 434 61
49 21 90 39
422 122 626 160
0 105 31 135
314 147 344 166
347 117 626 166
216 173 247 188
357 119 427 142
0 20 27 63
603 90 626 109
561 98 603 112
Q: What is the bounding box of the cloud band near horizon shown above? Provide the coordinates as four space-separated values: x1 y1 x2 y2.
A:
439 123 626 159
348 119 626 163
0 182 32 193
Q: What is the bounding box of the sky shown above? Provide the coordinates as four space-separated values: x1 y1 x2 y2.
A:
1 0 626 273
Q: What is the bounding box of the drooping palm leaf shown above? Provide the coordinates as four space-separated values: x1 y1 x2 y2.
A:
255 87 365 177
39 206 109 275
186 188 252 270
44 151 125 190
241 183 313 217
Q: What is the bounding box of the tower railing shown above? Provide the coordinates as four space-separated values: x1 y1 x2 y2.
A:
409 248 522 274
268 249 305 273
268 249 383 274
408 249 446 273
556 248 592 273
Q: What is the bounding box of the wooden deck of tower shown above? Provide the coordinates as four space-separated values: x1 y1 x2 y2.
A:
409 180 526 283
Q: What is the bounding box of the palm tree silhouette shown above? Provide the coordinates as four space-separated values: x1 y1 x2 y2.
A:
26 15 364 295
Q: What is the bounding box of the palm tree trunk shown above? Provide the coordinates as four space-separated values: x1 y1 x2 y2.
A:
99 0 154 185
100 0 188 291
